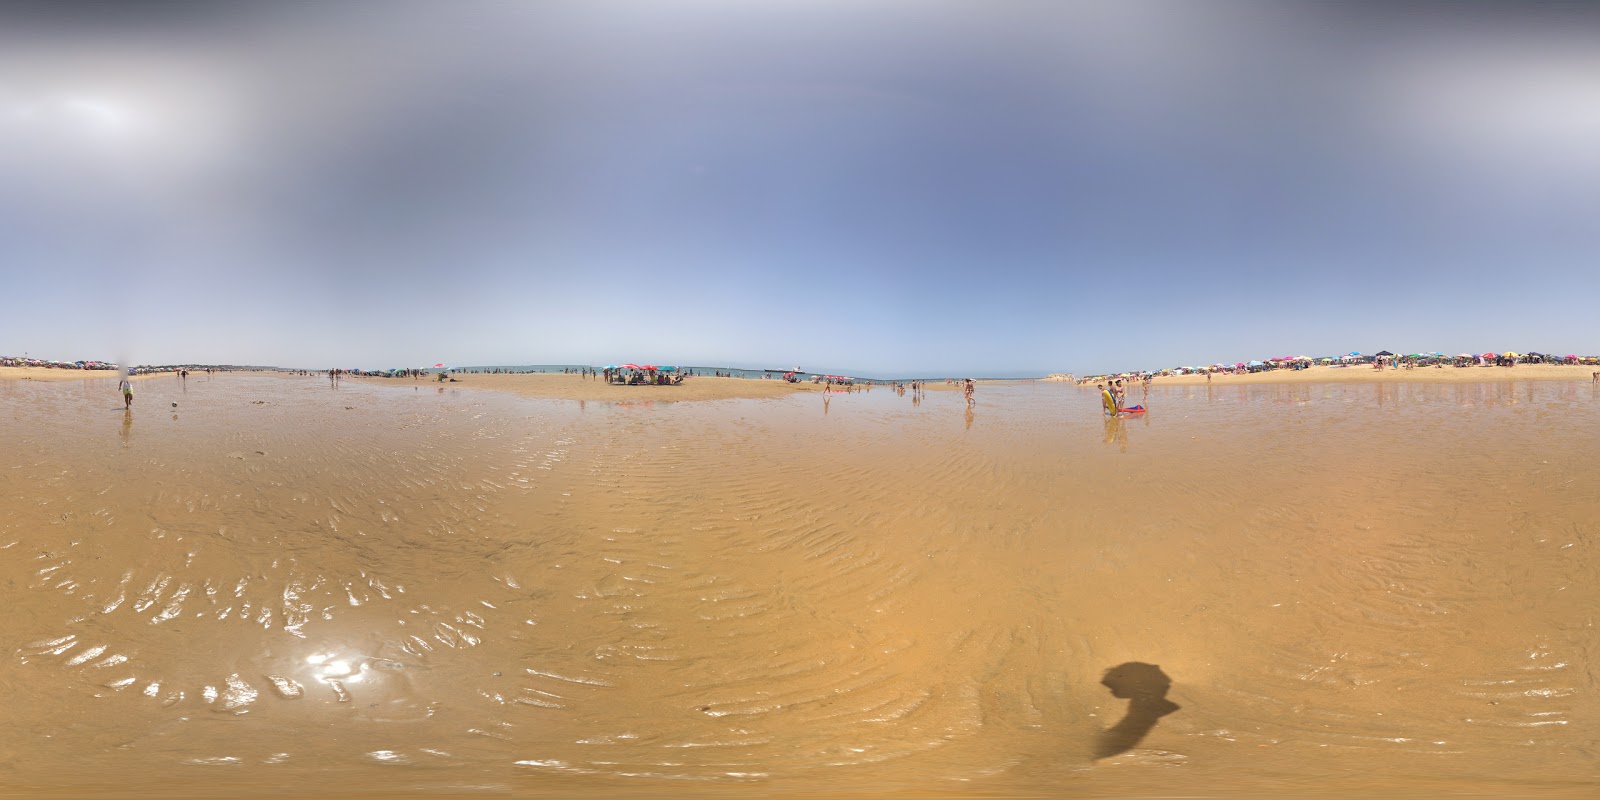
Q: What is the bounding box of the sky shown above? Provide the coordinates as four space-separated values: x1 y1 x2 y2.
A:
2 1 1598 376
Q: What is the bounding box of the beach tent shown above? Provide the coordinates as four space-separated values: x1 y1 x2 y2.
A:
1375 350 1395 357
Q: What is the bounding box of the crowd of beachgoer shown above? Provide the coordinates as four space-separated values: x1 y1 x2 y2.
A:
1 356 119 370
3 357 254 376
1079 351 1600 387
603 367 684 385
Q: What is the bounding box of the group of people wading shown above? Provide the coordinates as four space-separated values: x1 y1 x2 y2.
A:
1098 377 1147 416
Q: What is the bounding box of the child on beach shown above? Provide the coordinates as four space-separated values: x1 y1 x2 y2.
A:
118 378 133 409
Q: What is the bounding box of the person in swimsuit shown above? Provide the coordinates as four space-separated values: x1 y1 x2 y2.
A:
119 378 133 409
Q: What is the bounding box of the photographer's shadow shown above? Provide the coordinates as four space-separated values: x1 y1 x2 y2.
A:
1094 662 1180 760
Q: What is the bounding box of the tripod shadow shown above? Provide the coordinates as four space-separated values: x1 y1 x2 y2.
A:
1094 662 1180 760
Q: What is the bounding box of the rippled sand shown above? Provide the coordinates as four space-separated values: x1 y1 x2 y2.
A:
351 372 821 402
2 376 1597 798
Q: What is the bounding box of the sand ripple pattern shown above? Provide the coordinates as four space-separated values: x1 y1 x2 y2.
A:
4 378 577 725
2 377 1598 797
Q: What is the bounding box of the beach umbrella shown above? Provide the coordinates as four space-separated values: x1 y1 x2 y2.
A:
1248 360 1264 366
622 364 640 369
642 364 658 371
658 366 677 371
433 363 444 367
1503 352 1518 358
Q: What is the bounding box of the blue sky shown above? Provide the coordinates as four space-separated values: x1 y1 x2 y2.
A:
2 1 1598 376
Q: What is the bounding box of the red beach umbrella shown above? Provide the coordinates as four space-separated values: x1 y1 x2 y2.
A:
642 365 658 370
433 363 444 367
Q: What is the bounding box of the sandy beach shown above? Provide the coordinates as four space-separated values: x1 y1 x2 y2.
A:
336 371 825 402
1148 363 1598 386
0 367 282 383
2 374 1599 799
0 366 151 382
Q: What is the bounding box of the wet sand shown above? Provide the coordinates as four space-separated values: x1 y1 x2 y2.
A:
341 372 821 402
2 376 1598 798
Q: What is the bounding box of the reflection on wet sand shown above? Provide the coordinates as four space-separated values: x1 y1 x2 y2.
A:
1 376 1598 798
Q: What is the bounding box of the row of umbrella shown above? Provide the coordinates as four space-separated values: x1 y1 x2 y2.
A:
1 357 118 368
1141 351 1594 378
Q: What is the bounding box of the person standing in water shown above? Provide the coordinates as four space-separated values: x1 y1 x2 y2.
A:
964 378 975 406
119 377 133 409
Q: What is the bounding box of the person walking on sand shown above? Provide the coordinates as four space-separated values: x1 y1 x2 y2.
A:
119 377 133 409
